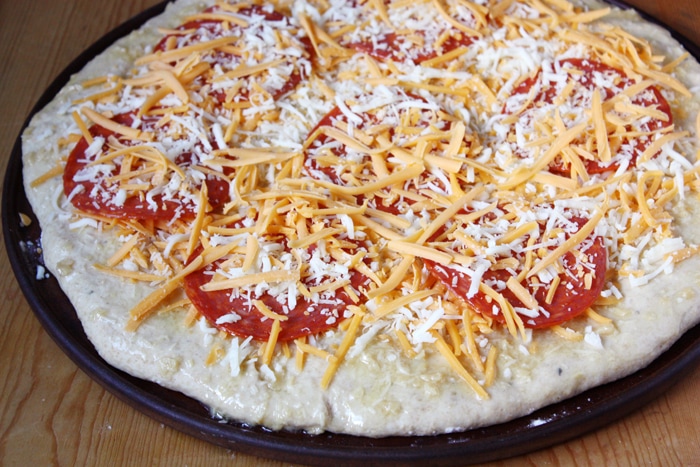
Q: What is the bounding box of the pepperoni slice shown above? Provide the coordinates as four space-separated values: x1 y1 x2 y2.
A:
345 30 474 64
154 5 309 102
63 112 229 221
304 94 476 214
334 1 477 64
424 210 607 328
183 236 372 342
505 58 673 174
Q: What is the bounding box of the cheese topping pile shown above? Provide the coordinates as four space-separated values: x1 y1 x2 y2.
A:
35 0 700 397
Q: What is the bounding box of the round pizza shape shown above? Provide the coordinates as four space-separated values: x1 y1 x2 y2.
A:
20 0 700 441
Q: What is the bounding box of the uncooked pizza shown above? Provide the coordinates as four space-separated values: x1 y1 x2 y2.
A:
21 0 700 436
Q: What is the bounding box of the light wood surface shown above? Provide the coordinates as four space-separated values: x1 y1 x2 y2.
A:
2 1 700 465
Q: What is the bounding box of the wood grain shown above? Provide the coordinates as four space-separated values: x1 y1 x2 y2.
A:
1 1 699 465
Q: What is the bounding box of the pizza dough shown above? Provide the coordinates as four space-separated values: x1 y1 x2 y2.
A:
21 0 700 437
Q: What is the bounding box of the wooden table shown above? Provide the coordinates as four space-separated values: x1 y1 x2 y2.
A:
1 1 699 465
